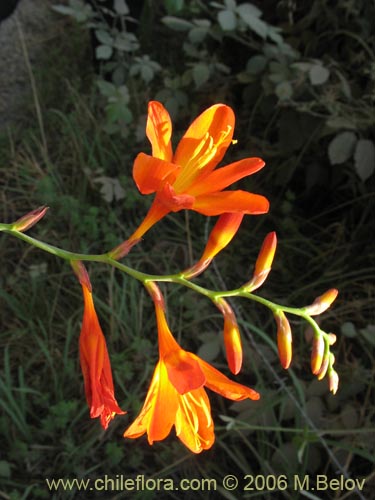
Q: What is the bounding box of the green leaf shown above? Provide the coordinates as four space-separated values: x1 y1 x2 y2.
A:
237 4 267 38
95 30 113 46
224 0 237 9
328 131 357 165
163 0 185 14
354 139 375 181
218 9 237 31
0 461 11 478
95 44 113 60
192 63 210 87
309 64 330 85
275 81 293 100
340 321 357 338
162 16 193 31
188 26 209 44
114 0 129 15
246 54 268 74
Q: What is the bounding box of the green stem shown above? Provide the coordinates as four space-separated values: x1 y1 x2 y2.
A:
1 227 324 335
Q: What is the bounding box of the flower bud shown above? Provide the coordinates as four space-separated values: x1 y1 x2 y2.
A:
304 289 338 316
311 334 325 375
12 206 49 232
184 214 243 278
243 232 277 291
316 351 330 380
327 333 337 345
274 310 292 369
328 369 339 395
216 299 242 375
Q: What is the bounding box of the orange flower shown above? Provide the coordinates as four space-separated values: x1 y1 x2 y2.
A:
79 282 125 429
112 101 269 257
124 283 259 453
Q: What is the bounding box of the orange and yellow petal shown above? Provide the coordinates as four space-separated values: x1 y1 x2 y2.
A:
192 190 269 216
133 153 180 195
173 104 235 176
164 349 206 394
188 158 265 197
146 101 173 162
175 388 214 453
124 361 178 443
197 356 260 401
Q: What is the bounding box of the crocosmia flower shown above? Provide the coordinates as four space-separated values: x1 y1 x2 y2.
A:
79 281 125 429
113 101 269 256
124 282 259 453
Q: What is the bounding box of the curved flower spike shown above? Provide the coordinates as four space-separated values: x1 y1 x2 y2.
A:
243 232 277 292
274 310 292 369
112 101 269 256
76 266 125 429
184 213 244 278
124 282 259 453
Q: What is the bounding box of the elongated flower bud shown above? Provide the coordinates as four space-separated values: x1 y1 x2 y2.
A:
311 334 325 375
184 214 243 278
12 206 49 232
274 310 292 369
243 232 277 291
216 299 242 375
328 369 339 395
316 350 330 380
304 289 338 316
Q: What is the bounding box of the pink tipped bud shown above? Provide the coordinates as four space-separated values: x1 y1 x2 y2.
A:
304 289 338 316
12 206 49 232
311 334 325 375
328 369 339 395
216 299 243 375
184 213 243 278
243 232 277 291
274 310 292 369
71 261 92 291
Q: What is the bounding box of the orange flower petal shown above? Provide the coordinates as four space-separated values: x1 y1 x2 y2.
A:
79 285 125 429
193 190 270 216
175 388 214 453
133 153 180 195
124 361 178 443
164 349 206 394
196 356 260 401
189 158 265 196
146 101 173 161
174 104 234 173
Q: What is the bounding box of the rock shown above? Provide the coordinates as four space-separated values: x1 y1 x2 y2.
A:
0 0 53 130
